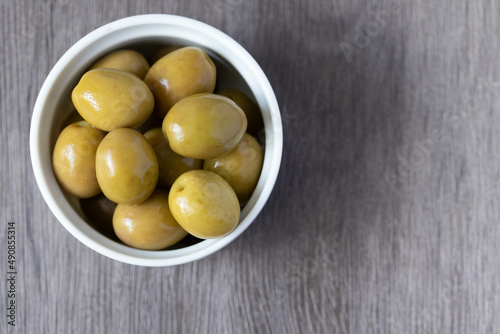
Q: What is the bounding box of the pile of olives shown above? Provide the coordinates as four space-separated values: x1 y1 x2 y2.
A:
52 46 264 250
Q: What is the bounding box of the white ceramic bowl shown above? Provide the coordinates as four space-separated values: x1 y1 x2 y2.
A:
30 14 283 266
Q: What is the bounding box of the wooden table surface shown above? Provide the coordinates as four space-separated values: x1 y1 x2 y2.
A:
2 0 500 333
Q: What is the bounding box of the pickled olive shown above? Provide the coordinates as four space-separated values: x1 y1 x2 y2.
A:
113 189 188 250
90 49 150 79
143 47 216 118
148 45 182 65
162 93 247 159
169 170 240 239
52 121 105 198
95 128 159 205
144 128 202 188
56 43 267 250
72 68 154 131
217 88 264 136
204 133 263 204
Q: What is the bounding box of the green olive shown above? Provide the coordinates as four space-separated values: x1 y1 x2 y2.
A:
52 121 105 198
217 88 264 137
90 49 150 79
168 170 240 239
95 128 159 205
204 134 263 204
72 68 154 131
144 47 216 118
148 46 182 65
162 94 247 159
113 189 188 250
144 128 202 188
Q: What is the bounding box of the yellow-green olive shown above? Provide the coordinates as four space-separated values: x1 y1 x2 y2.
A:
168 170 240 239
148 46 182 65
144 128 202 188
113 189 188 250
72 68 154 131
52 121 105 198
95 128 159 205
204 134 263 204
90 49 150 79
217 88 264 137
162 94 247 159
144 47 216 118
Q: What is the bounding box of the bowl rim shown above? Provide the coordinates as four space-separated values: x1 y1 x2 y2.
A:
30 14 283 266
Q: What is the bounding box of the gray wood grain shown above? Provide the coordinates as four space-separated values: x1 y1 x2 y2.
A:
2 0 500 333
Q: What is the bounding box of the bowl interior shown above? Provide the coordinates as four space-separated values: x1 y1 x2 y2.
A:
31 15 282 266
